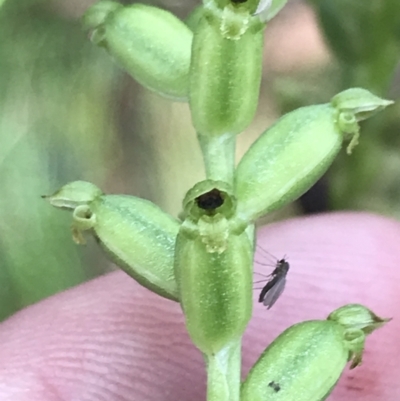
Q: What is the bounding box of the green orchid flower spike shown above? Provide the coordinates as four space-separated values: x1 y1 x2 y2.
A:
42 1 395 400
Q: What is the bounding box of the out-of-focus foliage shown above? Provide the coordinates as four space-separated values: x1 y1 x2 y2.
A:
274 0 400 215
0 0 122 320
310 0 400 213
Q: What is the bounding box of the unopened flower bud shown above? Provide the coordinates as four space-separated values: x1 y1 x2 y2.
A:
81 1 122 30
328 303 391 335
189 1 265 137
83 2 192 101
45 181 179 301
241 304 390 401
235 88 393 221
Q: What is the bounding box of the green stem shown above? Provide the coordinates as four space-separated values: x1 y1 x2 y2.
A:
205 339 242 401
197 133 236 186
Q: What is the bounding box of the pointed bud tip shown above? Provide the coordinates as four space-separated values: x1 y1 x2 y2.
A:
44 181 103 210
82 1 122 31
331 88 394 118
328 303 391 335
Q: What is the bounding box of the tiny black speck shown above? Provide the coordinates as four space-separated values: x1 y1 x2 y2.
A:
268 381 281 392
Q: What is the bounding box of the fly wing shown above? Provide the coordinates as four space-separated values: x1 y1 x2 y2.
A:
258 276 277 302
261 277 286 309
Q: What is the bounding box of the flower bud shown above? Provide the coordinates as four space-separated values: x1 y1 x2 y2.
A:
235 88 393 221
174 180 252 354
328 303 391 335
241 304 390 401
45 181 180 301
189 2 266 137
81 1 122 30
241 321 348 401
43 180 103 209
83 2 192 101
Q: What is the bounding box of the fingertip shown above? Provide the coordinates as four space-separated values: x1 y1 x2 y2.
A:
0 272 205 401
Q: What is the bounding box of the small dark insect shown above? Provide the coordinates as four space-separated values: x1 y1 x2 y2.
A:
196 188 224 211
257 252 290 309
268 381 281 392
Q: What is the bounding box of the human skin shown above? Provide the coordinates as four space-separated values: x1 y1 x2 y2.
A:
0 212 399 401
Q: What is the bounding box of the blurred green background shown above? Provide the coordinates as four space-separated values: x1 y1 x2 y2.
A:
0 0 399 321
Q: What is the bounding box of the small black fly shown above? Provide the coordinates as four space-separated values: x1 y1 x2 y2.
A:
255 248 290 309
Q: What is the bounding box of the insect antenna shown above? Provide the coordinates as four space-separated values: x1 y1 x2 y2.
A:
254 259 276 267
253 271 270 277
253 279 270 284
256 244 278 261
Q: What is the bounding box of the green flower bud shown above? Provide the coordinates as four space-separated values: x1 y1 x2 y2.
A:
43 180 103 210
174 180 252 354
241 321 349 401
328 303 391 335
186 0 287 31
83 2 192 101
235 88 393 221
45 181 179 301
81 1 122 31
241 305 390 401
189 2 266 137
